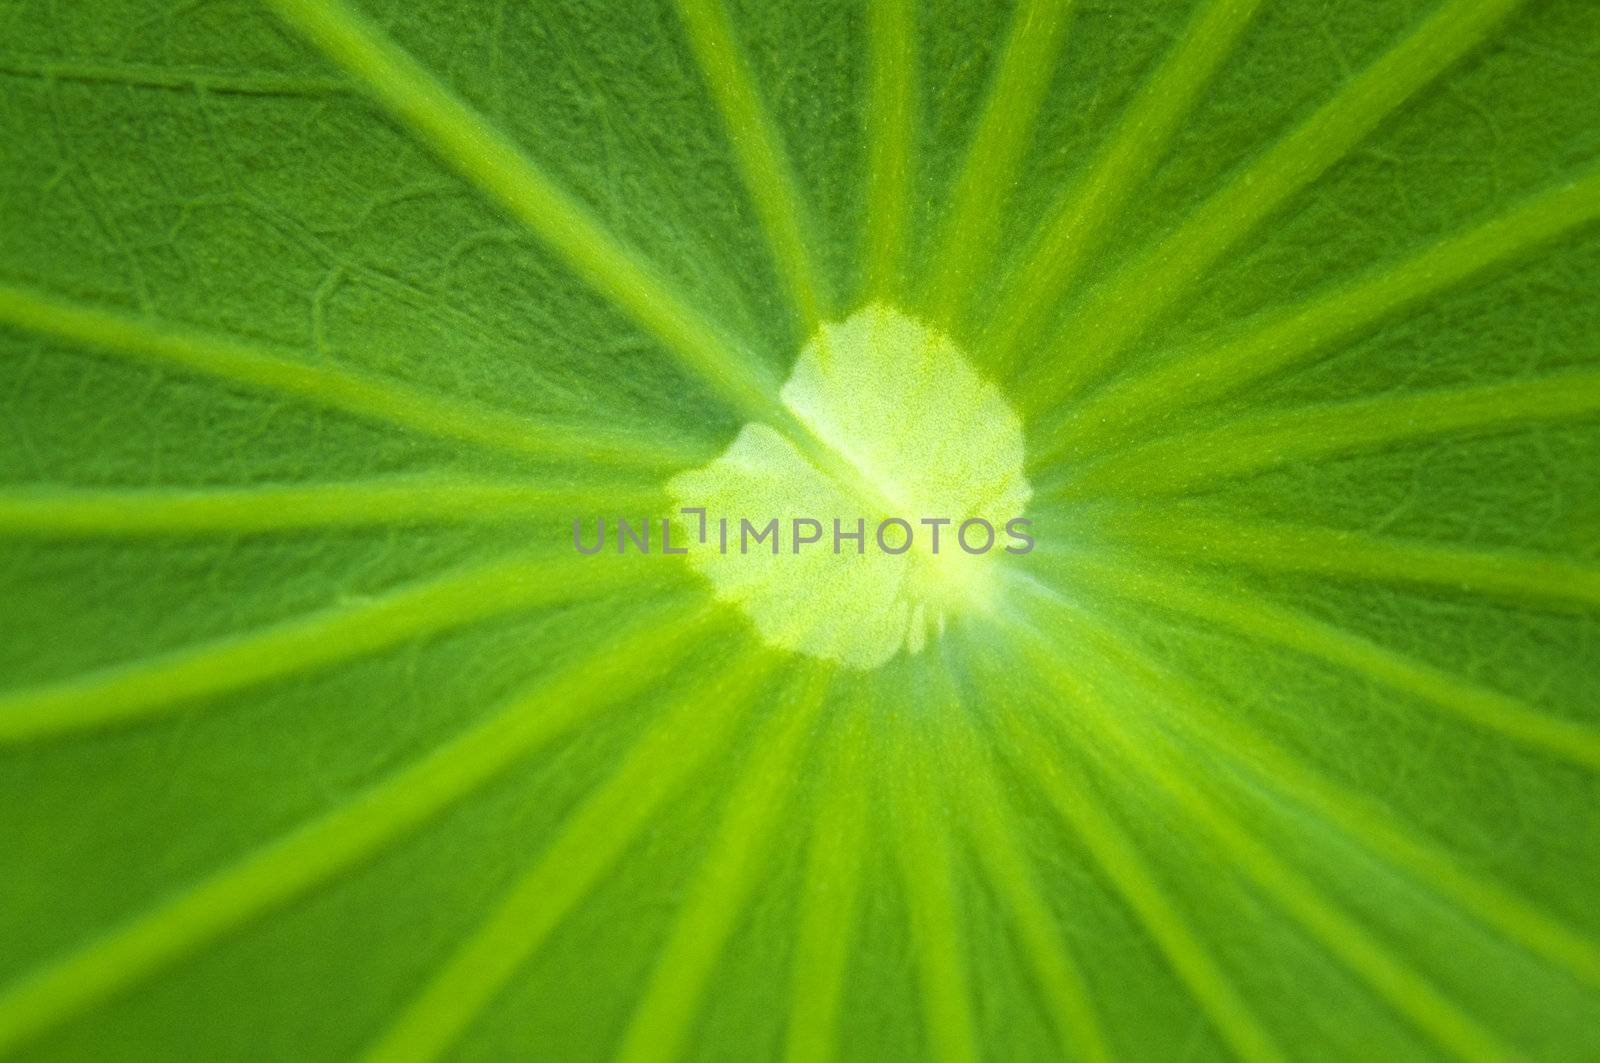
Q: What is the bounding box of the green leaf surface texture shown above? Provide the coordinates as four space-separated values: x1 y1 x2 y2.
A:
1 0 1598 1060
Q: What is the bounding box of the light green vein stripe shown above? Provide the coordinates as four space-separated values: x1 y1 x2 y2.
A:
983 0 1262 373
0 479 665 538
675 0 829 331
1048 645 1518 1063
0 552 657 744
615 669 831 1063
924 0 1074 326
1069 554 1600 771
1020 0 1529 412
1002 703 1284 1063
952 731 1111 1063
266 0 782 425
1068 368 1600 499
0 284 687 468
362 653 778 1063
1105 511 1600 609
1065 167 1600 445
0 609 710 1058
784 712 871 1063
1069 609 1600 990
864 0 916 298
893 740 980 1063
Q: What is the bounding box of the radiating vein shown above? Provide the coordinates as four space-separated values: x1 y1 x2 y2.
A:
1036 636 1520 1062
785 711 872 1063
1065 605 1600 990
1018 0 1530 412
361 653 779 1063
1060 167 1600 448
863 0 916 297
1064 368 1600 500
0 607 711 1058
674 0 830 332
0 551 659 744
999 691 1284 1063
0 284 692 469
923 0 1074 326
0 478 664 538
892 735 980 1063
1065 553 1600 771
946 713 1110 1062
1103 510 1600 609
265 0 783 425
983 0 1262 373
614 668 831 1063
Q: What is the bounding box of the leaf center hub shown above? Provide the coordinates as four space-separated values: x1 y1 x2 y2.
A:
668 304 1031 668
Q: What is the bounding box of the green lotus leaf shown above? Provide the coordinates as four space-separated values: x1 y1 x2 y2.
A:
1 0 1598 1060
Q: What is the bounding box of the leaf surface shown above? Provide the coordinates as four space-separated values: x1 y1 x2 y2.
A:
2 0 1598 1060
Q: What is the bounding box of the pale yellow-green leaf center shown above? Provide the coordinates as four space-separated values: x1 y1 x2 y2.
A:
669 304 1031 668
